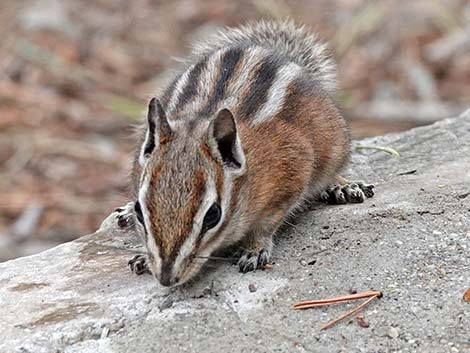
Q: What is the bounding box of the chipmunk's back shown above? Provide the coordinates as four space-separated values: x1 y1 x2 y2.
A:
158 20 337 125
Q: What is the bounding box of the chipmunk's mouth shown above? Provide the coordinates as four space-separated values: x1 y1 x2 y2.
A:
174 258 206 286
150 256 203 287
157 275 180 287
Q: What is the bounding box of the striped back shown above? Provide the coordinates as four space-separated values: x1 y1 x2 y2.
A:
160 46 305 125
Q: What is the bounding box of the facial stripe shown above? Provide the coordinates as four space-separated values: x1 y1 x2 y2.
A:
199 140 225 196
200 47 243 116
138 172 162 277
251 62 302 125
187 161 241 262
172 175 219 274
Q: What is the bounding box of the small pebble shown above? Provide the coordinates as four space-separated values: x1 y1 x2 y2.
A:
355 314 369 328
299 259 307 266
248 284 257 293
388 327 400 339
158 296 174 311
202 287 212 296
100 327 110 339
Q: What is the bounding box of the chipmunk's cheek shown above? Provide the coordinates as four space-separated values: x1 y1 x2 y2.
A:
178 261 202 285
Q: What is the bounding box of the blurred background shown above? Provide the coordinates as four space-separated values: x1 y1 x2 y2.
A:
1 0 469 261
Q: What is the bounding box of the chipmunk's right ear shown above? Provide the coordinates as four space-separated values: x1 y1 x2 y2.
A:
139 97 172 166
208 109 246 175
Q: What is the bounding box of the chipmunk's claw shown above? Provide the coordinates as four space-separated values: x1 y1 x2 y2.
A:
320 186 347 204
320 181 374 205
342 183 365 203
128 255 151 275
357 182 375 198
238 249 270 273
114 202 135 229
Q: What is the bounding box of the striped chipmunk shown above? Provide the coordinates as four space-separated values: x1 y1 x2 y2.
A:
116 20 374 287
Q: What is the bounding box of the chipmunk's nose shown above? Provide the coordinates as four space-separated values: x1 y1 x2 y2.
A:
159 261 179 287
158 274 174 287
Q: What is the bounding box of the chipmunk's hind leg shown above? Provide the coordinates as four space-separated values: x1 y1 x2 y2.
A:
128 254 151 275
319 175 374 205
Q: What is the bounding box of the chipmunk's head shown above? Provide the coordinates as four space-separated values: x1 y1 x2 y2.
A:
135 98 246 286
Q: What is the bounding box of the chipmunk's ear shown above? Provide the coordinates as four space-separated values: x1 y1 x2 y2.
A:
139 97 172 166
208 109 245 173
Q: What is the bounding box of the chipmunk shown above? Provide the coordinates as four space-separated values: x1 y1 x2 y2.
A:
117 20 374 287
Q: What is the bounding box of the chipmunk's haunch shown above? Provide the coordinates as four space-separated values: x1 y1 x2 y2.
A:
121 20 374 287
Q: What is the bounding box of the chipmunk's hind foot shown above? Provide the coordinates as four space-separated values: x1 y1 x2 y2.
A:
320 178 374 205
128 254 151 275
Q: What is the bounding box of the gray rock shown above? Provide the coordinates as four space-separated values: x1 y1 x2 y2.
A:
1 110 470 353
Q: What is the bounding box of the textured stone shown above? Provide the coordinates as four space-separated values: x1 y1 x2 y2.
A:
1 111 469 353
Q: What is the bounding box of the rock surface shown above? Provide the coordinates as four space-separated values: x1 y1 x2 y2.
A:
1 111 469 353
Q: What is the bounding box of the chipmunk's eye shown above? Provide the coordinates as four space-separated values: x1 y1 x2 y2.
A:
134 201 145 225
201 203 221 233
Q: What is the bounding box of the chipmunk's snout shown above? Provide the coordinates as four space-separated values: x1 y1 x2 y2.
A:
158 272 179 287
156 260 180 287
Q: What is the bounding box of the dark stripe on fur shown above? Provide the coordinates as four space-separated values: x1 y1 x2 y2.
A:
160 76 178 110
200 47 243 115
238 55 284 119
174 58 208 111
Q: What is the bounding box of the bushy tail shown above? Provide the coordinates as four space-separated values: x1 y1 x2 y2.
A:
191 20 337 95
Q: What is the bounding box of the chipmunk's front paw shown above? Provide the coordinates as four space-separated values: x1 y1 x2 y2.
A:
238 249 270 273
128 254 151 275
114 202 135 229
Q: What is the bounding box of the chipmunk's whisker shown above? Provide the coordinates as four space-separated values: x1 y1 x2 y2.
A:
194 256 238 261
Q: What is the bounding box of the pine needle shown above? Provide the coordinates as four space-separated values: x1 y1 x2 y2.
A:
320 295 380 330
293 290 382 331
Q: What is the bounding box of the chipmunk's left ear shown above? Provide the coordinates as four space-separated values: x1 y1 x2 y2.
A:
208 109 245 174
139 97 172 166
